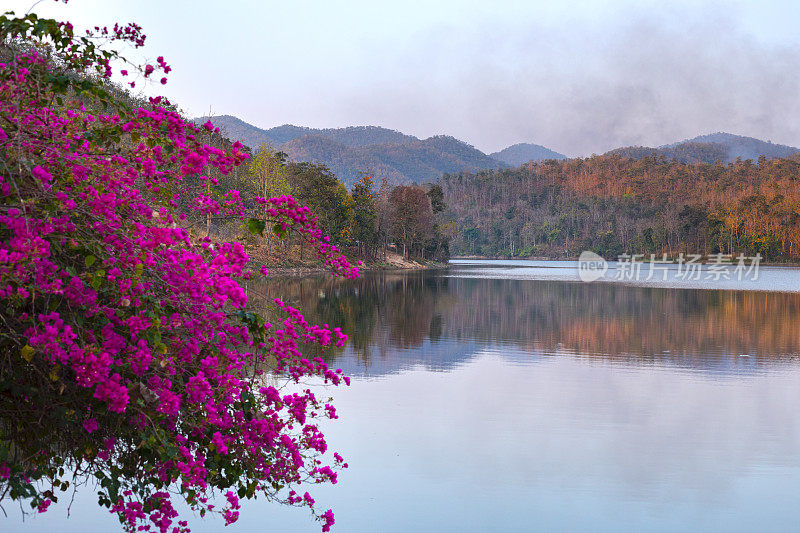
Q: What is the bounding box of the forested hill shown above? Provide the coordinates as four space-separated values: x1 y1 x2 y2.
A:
490 143 567 165
607 142 729 164
674 132 799 161
195 115 419 148
276 133 504 186
195 115 509 185
195 115 556 186
607 132 798 164
440 154 800 262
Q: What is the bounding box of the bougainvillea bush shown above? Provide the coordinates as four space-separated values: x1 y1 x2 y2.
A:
0 6 356 532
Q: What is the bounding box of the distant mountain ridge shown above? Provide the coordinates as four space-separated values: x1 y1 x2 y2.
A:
195 116 799 183
194 116 418 150
490 143 566 166
608 132 799 164
194 115 562 185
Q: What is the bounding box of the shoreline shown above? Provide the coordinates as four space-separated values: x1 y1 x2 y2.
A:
451 255 800 267
265 259 447 277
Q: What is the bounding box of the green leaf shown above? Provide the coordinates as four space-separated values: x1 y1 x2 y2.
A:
273 223 286 239
84 255 96 267
247 218 266 237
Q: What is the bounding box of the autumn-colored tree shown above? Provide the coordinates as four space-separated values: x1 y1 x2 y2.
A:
440 153 800 261
388 186 434 259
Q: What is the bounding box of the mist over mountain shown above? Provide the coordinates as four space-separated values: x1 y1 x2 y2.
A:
668 132 799 162
608 132 799 164
607 142 730 164
490 143 567 166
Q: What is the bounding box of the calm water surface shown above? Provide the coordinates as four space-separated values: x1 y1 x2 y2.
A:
19 260 800 532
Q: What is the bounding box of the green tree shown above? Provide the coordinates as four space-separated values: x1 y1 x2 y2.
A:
244 144 291 215
287 162 354 246
424 184 449 260
427 183 446 214
351 174 379 258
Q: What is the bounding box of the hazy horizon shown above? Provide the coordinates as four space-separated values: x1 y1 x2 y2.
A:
196 114 799 157
7 0 800 157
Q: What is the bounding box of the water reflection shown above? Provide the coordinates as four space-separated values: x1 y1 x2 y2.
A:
17 263 800 533
258 268 800 376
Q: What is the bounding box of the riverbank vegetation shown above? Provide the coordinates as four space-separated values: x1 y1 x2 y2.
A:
220 148 451 266
441 154 800 261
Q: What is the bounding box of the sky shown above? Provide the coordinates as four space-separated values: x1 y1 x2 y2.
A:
5 0 800 156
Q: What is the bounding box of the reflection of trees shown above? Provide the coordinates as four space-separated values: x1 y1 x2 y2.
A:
447 279 800 365
385 274 439 349
253 272 451 368
254 273 800 371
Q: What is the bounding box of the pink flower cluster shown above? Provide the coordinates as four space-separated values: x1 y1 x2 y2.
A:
255 195 359 279
0 23 353 532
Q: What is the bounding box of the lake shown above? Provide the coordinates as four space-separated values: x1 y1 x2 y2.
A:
18 260 800 532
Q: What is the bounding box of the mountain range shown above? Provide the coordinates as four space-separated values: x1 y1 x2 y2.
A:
195 115 799 184
195 115 567 185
